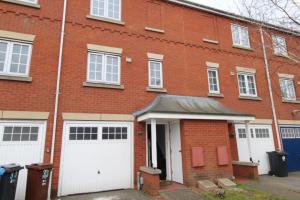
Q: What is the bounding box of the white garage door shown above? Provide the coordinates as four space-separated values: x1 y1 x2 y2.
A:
59 122 133 196
0 121 46 200
235 124 275 175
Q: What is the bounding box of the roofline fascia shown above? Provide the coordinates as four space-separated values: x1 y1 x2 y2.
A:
165 0 300 37
137 112 256 122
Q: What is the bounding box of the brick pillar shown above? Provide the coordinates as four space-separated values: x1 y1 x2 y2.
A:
232 161 259 179
139 166 161 196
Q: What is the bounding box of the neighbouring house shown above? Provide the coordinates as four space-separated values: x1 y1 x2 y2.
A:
0 0 299 199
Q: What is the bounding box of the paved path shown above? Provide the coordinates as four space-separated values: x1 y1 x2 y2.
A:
159 189 205 200
58 190 153 200
245 172 300 200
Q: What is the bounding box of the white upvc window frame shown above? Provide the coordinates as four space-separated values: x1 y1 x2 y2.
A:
0 40 32 77
148 59 163 89
272 35 288 56
90 0 122 21
237 72 258 97
87 51 121 85
207 67 220 94
231 24 250 48
279 78 296 101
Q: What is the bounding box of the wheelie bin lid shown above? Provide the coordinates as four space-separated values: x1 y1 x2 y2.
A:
0 163 23 173
276 151 288 156
26 163 53 171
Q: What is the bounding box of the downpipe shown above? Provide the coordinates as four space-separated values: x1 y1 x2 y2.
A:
48 0 68 199
259 27 282 151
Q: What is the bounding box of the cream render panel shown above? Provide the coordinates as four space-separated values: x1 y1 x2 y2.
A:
206 61 219 68
147 53 164 61
236 66 256 73
0 111 49 120
62 113 134 121
87 44 123 54
0 30 35 42
278 73 295 79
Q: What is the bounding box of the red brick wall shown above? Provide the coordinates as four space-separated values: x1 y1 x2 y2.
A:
180 120 233 186
0 1 63 163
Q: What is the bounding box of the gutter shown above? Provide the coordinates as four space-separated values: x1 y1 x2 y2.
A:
166 0 300 36
259 27 282 151
48 0 67 199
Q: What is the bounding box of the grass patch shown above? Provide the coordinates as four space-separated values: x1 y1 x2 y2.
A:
202 184 289 200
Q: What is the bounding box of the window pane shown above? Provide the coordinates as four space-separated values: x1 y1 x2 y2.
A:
232 25 240 45
92 0 105 17
9 43 30 74
208 69 219 93
89 53 103 81
0 42 8 72
238 74 247 94
149 61 162 87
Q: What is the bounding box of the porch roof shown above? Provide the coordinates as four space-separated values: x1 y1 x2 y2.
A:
133 95 255 121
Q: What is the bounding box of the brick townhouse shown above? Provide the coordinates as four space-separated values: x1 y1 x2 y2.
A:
0 0 299 199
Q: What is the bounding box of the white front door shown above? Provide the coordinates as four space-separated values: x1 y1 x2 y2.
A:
170 121 183 183
235 124 275 175
0 121 46 200
59 122 133 196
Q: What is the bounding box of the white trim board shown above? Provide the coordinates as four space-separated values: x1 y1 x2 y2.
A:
137 113 255 122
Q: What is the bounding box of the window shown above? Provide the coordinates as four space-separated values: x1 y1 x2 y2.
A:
148 60 163 88
238 73 257 97
281 127 300 139
207 68 220 94
280 78 296 100
238 128 246 138
231 24 250 48
88 52 120 85
255 128 270 138
2 126 38 142
272 35 287 56
0 40 32 76
69 127 98 141
91 0 121 21
102 126 127 140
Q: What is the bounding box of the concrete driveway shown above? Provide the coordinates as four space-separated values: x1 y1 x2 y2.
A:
58 190 153 200
245 172 300 200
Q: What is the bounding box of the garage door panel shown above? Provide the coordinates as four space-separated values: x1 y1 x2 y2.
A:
59 122 133 196
281 127 300 172
235 124 275 175
0 122 46 200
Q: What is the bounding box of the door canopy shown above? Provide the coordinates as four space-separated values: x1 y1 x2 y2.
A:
133 95 255 122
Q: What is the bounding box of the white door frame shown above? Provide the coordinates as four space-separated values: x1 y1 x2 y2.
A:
145 120 183 183
58 121 134 196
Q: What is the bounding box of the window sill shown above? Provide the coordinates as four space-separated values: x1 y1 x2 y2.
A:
146 87 167 93
83 82 124 90
274 53 288 58
86 15 125 26
0 75 32 82
239 96 262 101
208 93 224 98
282 99 300 104
1 0 41 8
232 45 254 51
203 38 219 45
145 27 165 34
